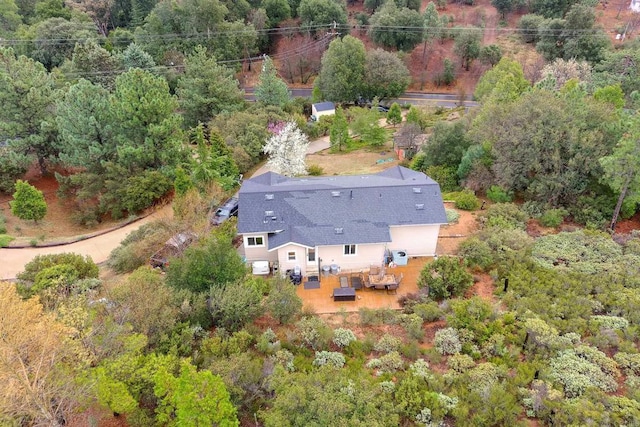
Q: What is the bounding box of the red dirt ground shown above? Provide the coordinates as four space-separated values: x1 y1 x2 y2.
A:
0 168 122 242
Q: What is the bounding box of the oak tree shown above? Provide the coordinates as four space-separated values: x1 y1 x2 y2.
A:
316 35 366 103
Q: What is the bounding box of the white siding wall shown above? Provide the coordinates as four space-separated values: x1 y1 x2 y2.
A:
316 243 386 273
316 110 334 118
389 224 441 256
243 234 277 263
276 244 308 275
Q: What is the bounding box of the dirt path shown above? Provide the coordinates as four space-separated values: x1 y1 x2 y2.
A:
0 204 174 280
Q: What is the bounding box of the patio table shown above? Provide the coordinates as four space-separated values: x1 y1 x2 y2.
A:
333 287 356 301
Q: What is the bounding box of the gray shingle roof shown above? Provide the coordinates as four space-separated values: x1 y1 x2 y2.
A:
237 166 447 249
312 102 335 112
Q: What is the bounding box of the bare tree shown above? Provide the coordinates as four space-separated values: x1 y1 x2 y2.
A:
66 0 114 36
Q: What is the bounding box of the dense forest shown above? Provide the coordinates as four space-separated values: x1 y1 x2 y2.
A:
2 0 640 425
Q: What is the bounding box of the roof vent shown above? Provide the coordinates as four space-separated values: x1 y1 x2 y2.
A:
415 203 425 210
413 187 422 194
331 191 341 197
265 194 274 200
335 227 344 234
265 210 274 216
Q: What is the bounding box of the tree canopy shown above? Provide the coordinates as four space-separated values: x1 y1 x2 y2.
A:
316 35 366 103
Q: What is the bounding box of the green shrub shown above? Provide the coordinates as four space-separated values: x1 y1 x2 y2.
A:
306 164 323 176
0 234 14 247
0 212 6 233
409 359 433 379
418 256 474 300
374 334 402 353
445 208 460 224
539 208 568 227
257 328 281 354
108 221 175 273
569 195 611 228
447 353 475 372
521 200 544 218
614 352 640 376
549 346 619 397
358 307 398 325
333 328 357 348
412 302 444 322
486 185 512 203
482 202 528 230
105 170 172 218
17 253 99 285
295 316 332 350
366 351 404 374
531 231 625 274
518 14 544 43
444 189 480 210
400 340 422 358
272 349 295 372
458 237 494 270
399 313 425 341
312 351 346 368
434 327 462 355
591 315 629 331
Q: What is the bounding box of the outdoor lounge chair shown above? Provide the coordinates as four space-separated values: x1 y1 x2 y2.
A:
363 274 375 290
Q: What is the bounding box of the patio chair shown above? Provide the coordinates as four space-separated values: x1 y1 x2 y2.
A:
363 274 375 290
369 264 380 275
386 273 403 294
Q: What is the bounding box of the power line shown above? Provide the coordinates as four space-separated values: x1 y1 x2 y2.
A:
0 21 617 46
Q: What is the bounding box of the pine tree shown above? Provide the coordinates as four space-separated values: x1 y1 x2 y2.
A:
10 180 47 223
329 107 350 152
387 102 402 127
254 55 290 108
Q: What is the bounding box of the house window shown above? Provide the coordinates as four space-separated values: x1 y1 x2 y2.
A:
344 244 356 255
288 251 296 261
246 236 264 247
308 248 316 262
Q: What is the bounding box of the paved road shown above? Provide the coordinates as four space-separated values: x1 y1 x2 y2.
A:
0 137 332 281
245 87 479 108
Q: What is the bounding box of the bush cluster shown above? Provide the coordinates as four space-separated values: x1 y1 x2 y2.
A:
591 315 629 331
296 316 331 350
434 327 462 355
481 202 528 230
272 349 295 372
366 351 404 375
445 208 460 224
374 334 401 353
332 328 357 348
549 346 619 397
539 208 568 227
486 185 512 203
313 351 346 368
444 189 481 210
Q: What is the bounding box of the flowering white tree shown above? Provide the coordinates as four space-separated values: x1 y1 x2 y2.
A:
263 121 309 176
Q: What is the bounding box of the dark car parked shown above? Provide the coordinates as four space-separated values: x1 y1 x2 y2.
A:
210 196 239 225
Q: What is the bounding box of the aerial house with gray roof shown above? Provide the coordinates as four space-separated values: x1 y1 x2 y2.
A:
237 166 447 276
